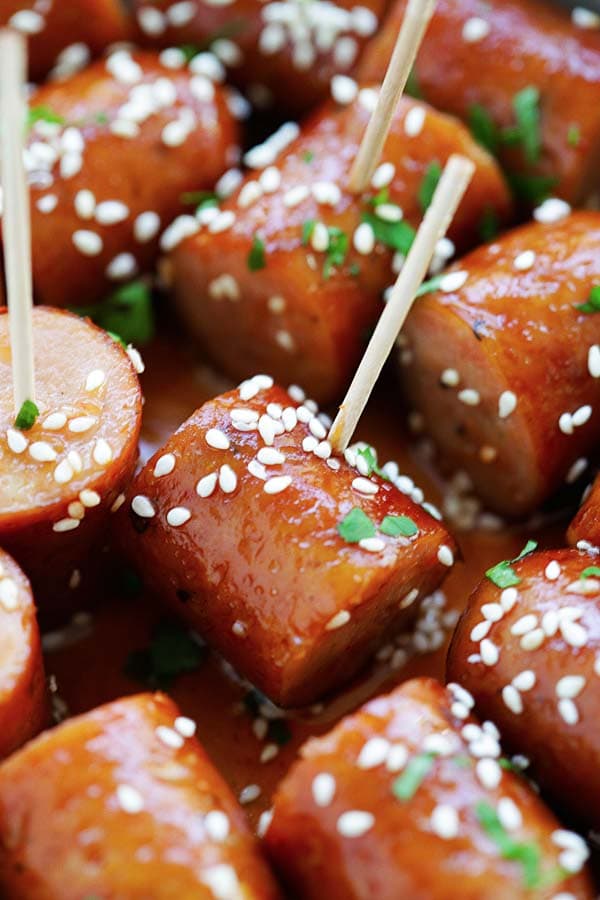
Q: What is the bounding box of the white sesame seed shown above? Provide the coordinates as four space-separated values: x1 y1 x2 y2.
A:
116 784 144 814
560 619 588 647
155 725 184 749
72 230 103 256
476 758 502 789
137 6 166 35
9 9 44 33
511 614 538 636
264 475 292 495
470 621 491 642
498 797 522 831
160 215 199 251
6 429 27 454
259 166 281 193
431 804 459 840
257 447 285 465
533 197 572 224
331 74 358 105
153 454 176 478
312 773 336 807
312 181 341 207
357 737 390 769
132 495 156 518
134 211 161 244
85 369 106 392
52 518 80 533
573 405 592 427
353 222 375 255
95 200 129 226
166 506 191 527
542 610 559 636
457 389 480 406
74 189 96 220
586 345 600 379
36 194 58 214
437 545 454 567
441 368 460 387
29 441 57 462
206 428 230 450
440 270 468 293
0 579 19 611
239 784 261 804
500 587 518 612
386 744 409 772
68 416 96 434
106 253 138 281
174 716 196 738
498 390 517 419
404 106 426 137
556 675 585 699
337 811 374 838
283 185 309 208
53 459 74 485
371 162 395 190
351 477 379 496
572 7 600 28
520 628 545 651
219 464 237 494
512 670 536 691
462 16 491 42
502 685 523 714
481 603 503 622
545 560 561 581
325 610 351 630
79 490 101 508
311 222 330 252
558 698 579 725
559 413 574 435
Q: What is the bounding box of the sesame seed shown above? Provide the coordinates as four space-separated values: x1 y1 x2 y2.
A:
166 507 191 527
85 369 106 392
440 270 468 293
137 6 166 35
457 389 480 406
116 784 144 814
68 450 83 473
371 162 395 190
462 16 491 42
219 465 237 494
52 518 80 533
511 614 538 636
264 475 292 495
498 390 517 419
353 222 375 255
37 194 58 214
74 189 96 220
134 211 161 243
283 185 309 207
239 784 261 804
325 610 351 630
72 230 103 256
480 639 499 666
441 368 460 387
174 716 196 738
106 253 138 281
79 490 101 508
476 758 502 789
437 545 454 567
545 560 561 581
501 589 518 614
572 6 600 28
204 810 230 842
312 181 341 207
331 74 358 105
259 167 281 193
556 675 585 699
352 477 378 496
53 459 74 484
312 773 336 807
206 428 230 450
560 619 587 647
481 603 503 622
502 685 523 714
558 698 579 725
533 197 571 224
357 737 390 769
29 441 57 462
95 200 129 226
9 9 44 33
67 501 84 520
160 215 199 251
337 810 374 838
386 744 408 772
471 621 491 642
512 670 536 691
520 628 545 651
6 429 27 454
153 454 176 478
431 804 459 840
155 725 184 749
68 416 96 434
131 495 156 519
257 447 285 465
572 405 592 427
404 106 426 137
497 797 522 831
0 579 19 611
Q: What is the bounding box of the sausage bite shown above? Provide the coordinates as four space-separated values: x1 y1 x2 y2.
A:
18 48 238 308
0 549 48 760
116 376 457 707
568 475 600 550
1 0 128 82
359 0 600 205
132 0 386 115
0 307 142 621
447 547 600 829
168 91 511 404
0 692 281 898
401 211 600 518
264 677 593 899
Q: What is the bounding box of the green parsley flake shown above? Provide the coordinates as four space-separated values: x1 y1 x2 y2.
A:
27 105 65 131
361 211 416 256
371 187 390 208
418 161 442 212
380 515 419 538
405 67 422 100
504 87 542 165
475 801 542 889
124 619 205 690
14 399 39 431
181 190 218 209
468 104 499 156
337 507 376 543
416 275 443 298
392 752 436 801
575 285 600 314
323 227 348 279
301 218 316 245
71 279 154 346
568 124 581 148
302 150 315 164
507 172 557 206
248 235 266 271
356 445 389 480
485 540 538 589
581 566 600 579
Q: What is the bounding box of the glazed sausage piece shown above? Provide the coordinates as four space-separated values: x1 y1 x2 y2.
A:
400 211 600 518
359 0 600 206
447 547 600 830
0 692 281 899
116 376 457 708
132 0 387 115
0 549 48 760
264 677 593 899
0 0 128 81
18 48 238 309
168 91 512 405
0 307 142 622
568 475 600 550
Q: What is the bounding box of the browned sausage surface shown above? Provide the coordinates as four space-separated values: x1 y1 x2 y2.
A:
568 474 600 550
0 0 128 81
0 692 281 898
169 91 511 404
0 307 142 622
401 211 600 518
131 0 388 115
358 0 600 206
265 677 593 899
447 547 600 829
17 49 238 308
0 549 47 760
116 378 457 707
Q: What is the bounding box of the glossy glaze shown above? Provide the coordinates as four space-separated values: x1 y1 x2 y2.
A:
568 475 600 549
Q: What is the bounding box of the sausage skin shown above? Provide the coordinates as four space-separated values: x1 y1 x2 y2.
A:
0 0 128 82
0 549 48 760
0 307 142 622
19 49 238 309
116 377 457 707
0 692 281 898
131 0 387 115
400 211 600 518
169 92 512 404
447 548 600 829
264 677 593 899
568 475 600 549
358 0 600 205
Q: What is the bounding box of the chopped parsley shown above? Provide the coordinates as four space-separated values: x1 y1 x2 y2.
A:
380 515 419 538
418 161 442 212
179 43 203 62
371 187 390 208
14 399 39 431
475 801 543 889
181 190 218 209
356 445 389 479
485 540 538 589
468 104 499 156
27 105 65 130
71 279 155 346
301 218 316 244
568 124 581 148
124 619 206 690
337 508 377 543
405 67 422 100
302 150 315 164
323 227 349 279
361 211 416 255
416 275 443 298
248 234 266 271
502 87 542 165
392 752 436 801
581 566 600 579
507 172 557 206
575 285 600 314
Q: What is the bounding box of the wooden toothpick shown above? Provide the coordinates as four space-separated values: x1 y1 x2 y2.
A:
329 154 475 453
0 28 36 415
349 0 437 194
